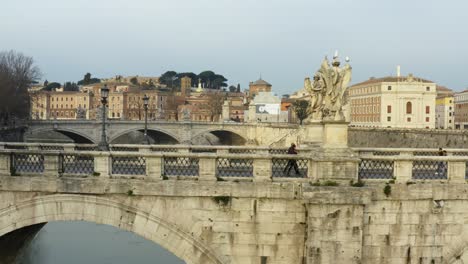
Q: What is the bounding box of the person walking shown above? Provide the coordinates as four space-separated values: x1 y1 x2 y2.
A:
284 143 300 176
436 147 447 176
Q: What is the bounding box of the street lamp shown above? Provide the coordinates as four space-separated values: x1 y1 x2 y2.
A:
143 94 150 144
98 85 110 151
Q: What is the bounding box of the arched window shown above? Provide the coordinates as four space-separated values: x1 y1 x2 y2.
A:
406 102 412 114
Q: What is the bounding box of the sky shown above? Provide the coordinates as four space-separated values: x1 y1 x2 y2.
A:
2 0 468 95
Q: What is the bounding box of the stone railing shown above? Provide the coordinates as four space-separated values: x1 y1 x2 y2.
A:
0 148 339 182
0 142 314 155
355 148 468 183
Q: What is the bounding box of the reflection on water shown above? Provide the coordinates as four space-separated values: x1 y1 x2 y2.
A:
18 221 185 264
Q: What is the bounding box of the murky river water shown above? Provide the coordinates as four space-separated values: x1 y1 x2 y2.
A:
18 221 185 264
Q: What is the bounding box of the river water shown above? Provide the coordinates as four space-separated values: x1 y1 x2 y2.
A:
18 221 185 264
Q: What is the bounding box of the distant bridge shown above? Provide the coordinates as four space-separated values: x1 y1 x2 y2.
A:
24 120 320 146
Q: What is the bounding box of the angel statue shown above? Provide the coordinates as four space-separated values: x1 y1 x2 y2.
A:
304 51 352 122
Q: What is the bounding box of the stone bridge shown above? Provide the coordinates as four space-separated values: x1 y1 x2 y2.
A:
25 120 322 146
2 144 468 263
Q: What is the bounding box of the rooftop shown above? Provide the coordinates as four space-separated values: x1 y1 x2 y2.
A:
250 78 272 86
350 75 435 88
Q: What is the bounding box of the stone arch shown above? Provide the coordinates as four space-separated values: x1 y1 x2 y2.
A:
26 128 96 144
443 232 468 264
192 129 248 145
110 128 181 144
0 194 226 264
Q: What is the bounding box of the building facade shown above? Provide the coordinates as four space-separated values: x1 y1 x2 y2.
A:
348 74 437 128
246 92 288 123
454 90 468 129
248 78 272 100
435 86 454 129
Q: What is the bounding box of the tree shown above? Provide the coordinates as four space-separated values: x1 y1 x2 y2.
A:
228 85 237 93
293 100 310 125
176 72 198 87
159 71 177 88
0 50 41 122
236 83 241 93
63 82 79 91
43 82 61 91
204 92 226 121
130 77 139 85
77 73 100 85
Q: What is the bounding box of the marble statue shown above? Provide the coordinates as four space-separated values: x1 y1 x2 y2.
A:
304 51 352 122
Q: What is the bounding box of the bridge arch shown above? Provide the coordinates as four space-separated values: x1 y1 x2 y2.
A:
110 128 180 144
192 129 248 145
0 194 225 264
26 128 96 144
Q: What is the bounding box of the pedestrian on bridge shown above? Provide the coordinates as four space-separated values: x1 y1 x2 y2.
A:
284 143 300 176
436 147 447 176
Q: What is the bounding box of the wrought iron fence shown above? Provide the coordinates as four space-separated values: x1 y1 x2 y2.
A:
111 146 139 152
412 160 447 180
75 146 99 151
111 156 146 175
151 147 178 153
216 158 253 177
271 158 308 178
228 149 256 154
163 157 199 176
40 145 64 151
60 154 94 175
414 151 439 156
453 152 468 156
10 153 44 174
5 145 27 150
191 148 216 153
372 151 400 156
269 149 287 155
358 159 394 179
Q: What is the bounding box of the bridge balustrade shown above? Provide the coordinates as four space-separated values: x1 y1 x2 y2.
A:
0 148 316 182
357 150 468 183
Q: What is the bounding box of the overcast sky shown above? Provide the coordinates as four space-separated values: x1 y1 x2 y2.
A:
2 0 467 95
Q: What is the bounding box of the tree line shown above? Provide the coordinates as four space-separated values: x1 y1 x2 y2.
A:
0 50 40 123
159 70 228 90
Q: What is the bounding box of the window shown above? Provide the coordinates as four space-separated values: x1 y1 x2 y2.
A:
117 113 120 118
426 106 430 114
84 104 86 108
387 116 391 122
449 120 452 123
450 100 452 103
406 102 412 114
426 87 430 91
449 106 452 110
387 105 392 113
426 117 430 122
387 86 392 91
449 112 452 116
407 117 411 122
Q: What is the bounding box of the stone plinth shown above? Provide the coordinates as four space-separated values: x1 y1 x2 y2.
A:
322 121 349 148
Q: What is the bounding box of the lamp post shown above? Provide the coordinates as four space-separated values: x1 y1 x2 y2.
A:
143 94 150 144
98 85 110 151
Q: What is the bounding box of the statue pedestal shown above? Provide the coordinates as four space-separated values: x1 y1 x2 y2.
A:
309 121 359 184
322 121 348 148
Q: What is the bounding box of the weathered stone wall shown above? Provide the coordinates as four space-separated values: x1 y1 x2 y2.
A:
2 176 468 264
349 127 468 148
